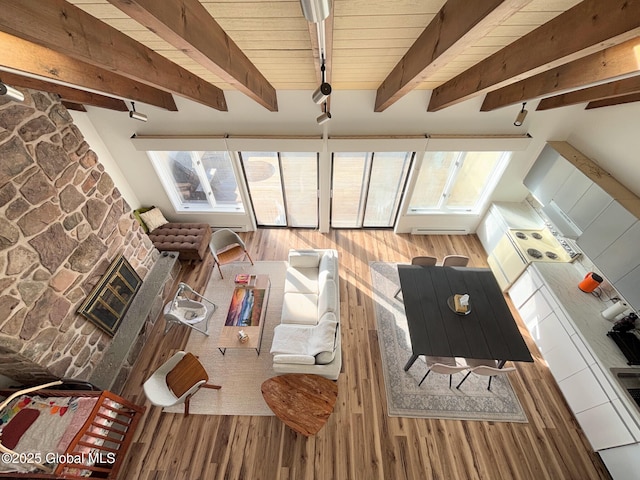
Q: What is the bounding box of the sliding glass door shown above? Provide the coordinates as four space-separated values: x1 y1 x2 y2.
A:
330 152 412 228
240 152 318 227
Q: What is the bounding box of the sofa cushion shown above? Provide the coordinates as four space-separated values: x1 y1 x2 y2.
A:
289 251 320 268
281 292 318 325
318 280 337 318
273 354 316 365
285 267 318 294
319 251 337 279
310 313 338 364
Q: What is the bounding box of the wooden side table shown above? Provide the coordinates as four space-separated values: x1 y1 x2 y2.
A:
261 374 338 437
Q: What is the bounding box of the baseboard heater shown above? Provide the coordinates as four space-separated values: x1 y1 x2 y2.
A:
410 228 469 235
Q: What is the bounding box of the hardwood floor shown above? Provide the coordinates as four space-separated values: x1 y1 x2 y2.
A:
118 229 611 480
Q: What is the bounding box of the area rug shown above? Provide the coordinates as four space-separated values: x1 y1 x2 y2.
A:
164 261 287 416
370 261 528 422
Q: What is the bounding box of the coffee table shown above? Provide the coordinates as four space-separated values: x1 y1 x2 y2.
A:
261 374 338 437
217 274 270 355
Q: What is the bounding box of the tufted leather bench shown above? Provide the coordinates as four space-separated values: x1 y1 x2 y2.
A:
147 223 212 261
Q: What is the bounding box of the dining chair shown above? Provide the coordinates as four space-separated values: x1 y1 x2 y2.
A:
209 228 254 279
393 256 438 299
442 255 470 267
143 351 221 416
455 358 516 391
418 356 468 388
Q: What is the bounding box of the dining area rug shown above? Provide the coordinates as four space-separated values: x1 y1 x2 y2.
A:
369 261 528 422
163 261 287 416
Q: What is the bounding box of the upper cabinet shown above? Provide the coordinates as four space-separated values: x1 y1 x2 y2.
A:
523 144 574 206
615 264 640 313
577 201 636 259
554 169 594 217
593 221 640 283
567 182 612 231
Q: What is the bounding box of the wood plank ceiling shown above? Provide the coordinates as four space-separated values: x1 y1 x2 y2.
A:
1 0 639 113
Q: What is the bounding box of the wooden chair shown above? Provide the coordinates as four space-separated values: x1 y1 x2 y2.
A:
143 351 221 416
393 256 437 299
418 356 468 388
442 254 470 267
209 228 254 278
455 358 516 391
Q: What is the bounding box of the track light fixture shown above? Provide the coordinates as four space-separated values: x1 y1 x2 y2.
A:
299 0 331 23
316 101 331 125
129 101 148 122
513 102 528 126
312 58 332 104
0 81 25 102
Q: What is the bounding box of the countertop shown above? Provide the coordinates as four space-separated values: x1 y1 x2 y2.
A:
493 201 545 230
532 262 640 428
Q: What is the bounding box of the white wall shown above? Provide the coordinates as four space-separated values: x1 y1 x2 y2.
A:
78 90 638 231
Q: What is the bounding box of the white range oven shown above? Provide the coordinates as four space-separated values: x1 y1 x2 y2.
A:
487 227 579 291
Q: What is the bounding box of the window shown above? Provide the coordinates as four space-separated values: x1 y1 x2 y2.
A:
148 151 245 212
407 151 510 213
240 152 318 227
331 152 412 228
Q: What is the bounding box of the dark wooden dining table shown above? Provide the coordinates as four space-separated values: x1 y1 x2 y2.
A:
397 265 533 371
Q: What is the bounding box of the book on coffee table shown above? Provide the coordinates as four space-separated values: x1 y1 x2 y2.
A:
234 274 252 284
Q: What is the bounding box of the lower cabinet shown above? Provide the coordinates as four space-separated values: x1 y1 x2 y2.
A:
510 265 639 456
600 443 640 480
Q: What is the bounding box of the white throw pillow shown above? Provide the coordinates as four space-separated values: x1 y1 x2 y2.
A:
289 251 320 268
139 207 168 232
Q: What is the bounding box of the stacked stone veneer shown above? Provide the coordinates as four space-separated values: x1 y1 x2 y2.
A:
0 89 159 385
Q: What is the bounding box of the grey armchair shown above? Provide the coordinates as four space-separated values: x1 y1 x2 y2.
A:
209 228 254 278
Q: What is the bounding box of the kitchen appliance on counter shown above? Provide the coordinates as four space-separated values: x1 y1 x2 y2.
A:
607 330 640 366
579 272 603 293
488 227 576 291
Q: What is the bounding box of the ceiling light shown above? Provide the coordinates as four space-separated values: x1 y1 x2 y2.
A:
514 102 528 126
0 81 25 102
316 111 331 125
312 82 332 104
316 101 331 125
299 0 330 23
129 101 148 122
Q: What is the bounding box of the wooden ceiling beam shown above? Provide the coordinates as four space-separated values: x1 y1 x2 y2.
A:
427 0 640 112
62 101 87 112
536 75 640 111
481 38 640 111
0 32 177 111
107 0 277 112
374 0 530 113
586 92 640 110
0 0 227 111
0 70 128 111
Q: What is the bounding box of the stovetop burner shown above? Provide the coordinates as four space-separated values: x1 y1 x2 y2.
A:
545 251 558 260
531 232 543 240
515 232 527 239
527 248 543 259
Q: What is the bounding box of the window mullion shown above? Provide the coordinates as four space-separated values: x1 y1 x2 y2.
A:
191 152 216 208
440 152 465 210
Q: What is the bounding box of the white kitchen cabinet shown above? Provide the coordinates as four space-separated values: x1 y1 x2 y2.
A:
567 182 612 231
554 168 592 214
523 145 574 206
614 264 640 313
600 443 640 480
576 402 635 451
577 201 636 260
518 287 554 333
476 206 505 254
558 368 609 413
508 268 543 309
594 221 640 284
543 333 586 381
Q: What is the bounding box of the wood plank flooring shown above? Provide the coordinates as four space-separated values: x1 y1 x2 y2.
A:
118 229 611 480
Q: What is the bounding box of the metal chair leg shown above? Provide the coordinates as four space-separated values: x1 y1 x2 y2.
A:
418 369 431 386
393 287 401 299
456 371 472 389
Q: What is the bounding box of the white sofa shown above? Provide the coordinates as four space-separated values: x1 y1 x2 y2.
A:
270 249 341 380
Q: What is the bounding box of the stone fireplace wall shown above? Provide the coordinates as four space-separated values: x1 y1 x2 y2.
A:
0 89 158 385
